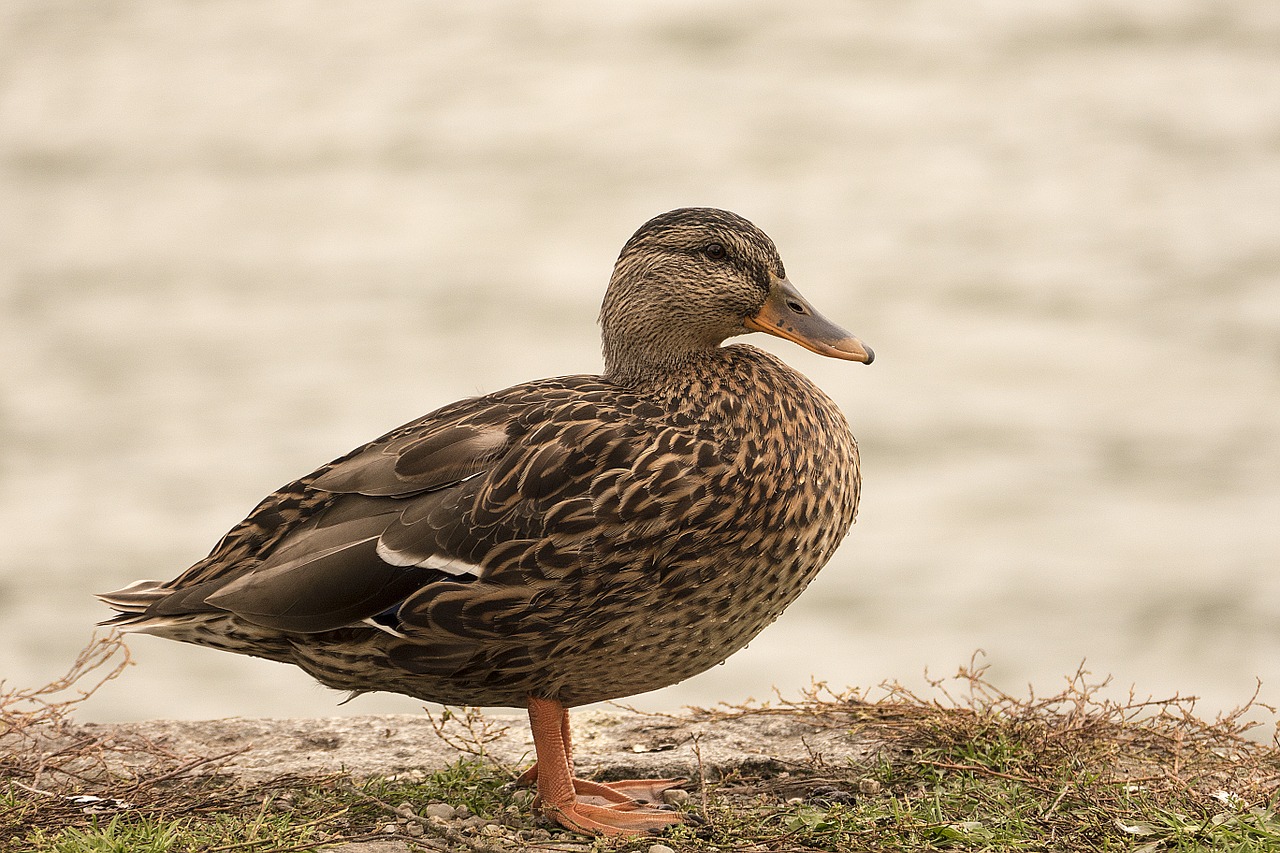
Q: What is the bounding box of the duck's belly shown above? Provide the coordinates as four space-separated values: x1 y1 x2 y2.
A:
286 570 817 707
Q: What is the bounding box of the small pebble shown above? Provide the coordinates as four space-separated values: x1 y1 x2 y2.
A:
648 845 676 853
422 802 457 820
510 789 536 808
455 803 471 817
395 802 416 818
481 823 505 837
405 823 424 837
631 743 649 753
460 815 488 829
661 789 690 806
381 822 399 834
858 778 882 795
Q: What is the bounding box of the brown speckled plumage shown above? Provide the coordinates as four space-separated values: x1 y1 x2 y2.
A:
99 208 872 834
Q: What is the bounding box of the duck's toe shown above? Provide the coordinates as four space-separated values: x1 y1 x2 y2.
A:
570 776 687 807
544 798 683 836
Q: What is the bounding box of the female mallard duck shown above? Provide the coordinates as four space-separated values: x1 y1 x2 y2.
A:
99 207 873 835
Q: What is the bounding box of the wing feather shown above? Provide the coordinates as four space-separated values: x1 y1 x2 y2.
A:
112 377 734 647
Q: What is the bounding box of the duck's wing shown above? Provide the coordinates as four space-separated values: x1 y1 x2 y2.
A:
99 389 516 634
104 377 724 638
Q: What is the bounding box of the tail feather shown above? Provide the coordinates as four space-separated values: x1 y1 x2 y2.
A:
96 578 301 660
96 579 170 629
96 578 167 610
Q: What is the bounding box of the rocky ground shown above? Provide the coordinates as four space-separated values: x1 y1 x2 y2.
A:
72 706 867 784
24 705 878 851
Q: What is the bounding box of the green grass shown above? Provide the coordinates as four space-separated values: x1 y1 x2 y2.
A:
12 758 1279 853
8 761 513 853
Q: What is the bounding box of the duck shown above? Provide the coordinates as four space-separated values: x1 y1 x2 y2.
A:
98 207 873 836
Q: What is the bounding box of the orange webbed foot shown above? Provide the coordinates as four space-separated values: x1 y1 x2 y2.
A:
523 696 688 836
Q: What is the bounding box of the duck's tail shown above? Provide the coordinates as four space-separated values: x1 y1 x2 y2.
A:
96 579 175 630
97 578 299 668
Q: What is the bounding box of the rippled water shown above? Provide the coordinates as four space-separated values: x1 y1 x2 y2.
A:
3 0 1279 723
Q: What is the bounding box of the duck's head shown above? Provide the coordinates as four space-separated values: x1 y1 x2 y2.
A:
600 207 873 383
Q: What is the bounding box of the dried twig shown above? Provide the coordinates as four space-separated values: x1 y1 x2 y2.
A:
422 705 510 764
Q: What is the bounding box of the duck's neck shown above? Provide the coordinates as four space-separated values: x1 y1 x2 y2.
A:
598 264 741 388
602 343 792 407
602 346 702 389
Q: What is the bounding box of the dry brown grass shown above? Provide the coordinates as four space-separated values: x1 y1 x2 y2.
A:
687 658 1280 801
644 659 1280 850
1 633 272 842
6 639 1280 851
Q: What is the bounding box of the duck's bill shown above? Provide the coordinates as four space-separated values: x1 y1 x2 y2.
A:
744 277 874 364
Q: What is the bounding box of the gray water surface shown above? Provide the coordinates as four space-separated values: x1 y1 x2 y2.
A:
3 0 1279 723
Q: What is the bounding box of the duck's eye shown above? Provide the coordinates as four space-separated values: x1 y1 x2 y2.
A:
703 242 727 261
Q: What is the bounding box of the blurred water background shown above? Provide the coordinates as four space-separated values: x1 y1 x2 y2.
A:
3 1 1279 724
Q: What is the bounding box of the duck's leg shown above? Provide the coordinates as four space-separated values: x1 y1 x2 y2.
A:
524 695 685 835
516 702 686 806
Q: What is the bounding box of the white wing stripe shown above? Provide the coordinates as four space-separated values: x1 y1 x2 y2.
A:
375 538 484 578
